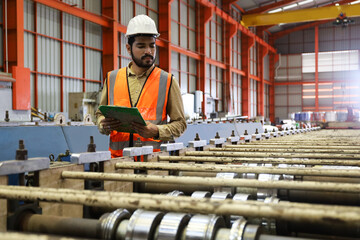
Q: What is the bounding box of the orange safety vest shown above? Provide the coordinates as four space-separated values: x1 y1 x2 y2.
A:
107 67 172 158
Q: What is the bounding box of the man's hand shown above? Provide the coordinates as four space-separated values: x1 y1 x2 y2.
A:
131 121 159 138
100 118 123 134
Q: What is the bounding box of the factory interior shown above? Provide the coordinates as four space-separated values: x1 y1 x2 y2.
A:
1 0 360 239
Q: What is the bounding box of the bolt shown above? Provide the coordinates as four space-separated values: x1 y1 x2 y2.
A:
264 129 268 133
215 132 220 139
87 136 96 152
255 128 259 134
16 140 28 160
4 110 9 122
231 130 235 137
194 133 200 141
244 130 248 135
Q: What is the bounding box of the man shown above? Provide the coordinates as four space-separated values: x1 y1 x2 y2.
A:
96 15 186 158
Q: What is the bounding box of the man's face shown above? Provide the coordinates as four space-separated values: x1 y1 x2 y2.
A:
127 36 156 68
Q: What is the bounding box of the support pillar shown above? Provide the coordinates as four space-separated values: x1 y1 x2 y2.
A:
198 4 213 117
269 37 279 123
315 26 319 112
8 0 30 110
241 35 254 118
102 0 118 81
223 1 237 114
158 0 173 73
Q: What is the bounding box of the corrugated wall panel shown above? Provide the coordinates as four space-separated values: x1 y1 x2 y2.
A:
85 21 102 49
180 26 188 49
119 33 131 68
85 49 101 80
38 36 61 74
63 78 83 113
24 0 34 31
37 4 60 38
275 107 288 120
86 82 101 92
62 0 82 9
180 55 187 94
63 13 82 44
85 0 101 15
189 58 196 93
171 51 179 88
37 75 60 112
263 54 269 80
275 95 287 106
24 32 35 71
30 73 35 107
205 64 210 94
63 43 83 78
121 0 134 25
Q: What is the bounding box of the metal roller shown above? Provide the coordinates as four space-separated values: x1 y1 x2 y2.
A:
157 155 360 167
191 191 212 199
100 208 130 240
156 212 191 240
228 217 248 240
166 190 185 196
185 214 226 240
125 209 164 240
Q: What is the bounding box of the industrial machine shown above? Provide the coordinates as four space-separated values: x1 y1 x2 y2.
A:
1 123 360 240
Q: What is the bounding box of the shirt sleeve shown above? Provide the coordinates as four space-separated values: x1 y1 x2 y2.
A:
157 76 187 141
95 78 111 135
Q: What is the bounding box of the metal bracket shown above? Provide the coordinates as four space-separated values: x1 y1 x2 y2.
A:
70 151 111 164
123 146 153 157
261 133 270 139
227 136 240 143
210 138 226 145
240 135 251 141
188 140 207 148
252 134 261 140
0 158 49 176
160 142 184 152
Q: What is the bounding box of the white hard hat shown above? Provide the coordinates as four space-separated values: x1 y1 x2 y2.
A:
125 15 160 38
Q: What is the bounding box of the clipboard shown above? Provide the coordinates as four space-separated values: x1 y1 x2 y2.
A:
98 105 146 133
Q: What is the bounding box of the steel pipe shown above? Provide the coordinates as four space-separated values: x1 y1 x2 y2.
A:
2 185 360 227
61 171 360 193
224 144 360 150
115 162 360 178
195 151 360 160
158 155 360 167
218 147 360 154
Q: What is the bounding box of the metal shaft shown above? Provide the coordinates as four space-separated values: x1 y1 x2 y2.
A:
158 155 360 166
61 171 360 193
115 161 360 178
224 144 360 150
193 151 360 160
2 185 360 227
218 147 360 154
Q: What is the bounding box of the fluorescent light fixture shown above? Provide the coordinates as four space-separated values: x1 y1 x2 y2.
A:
335 3 339 6
268 8 282 13
283 3 298 10
350 0 360 4
299 0 313 5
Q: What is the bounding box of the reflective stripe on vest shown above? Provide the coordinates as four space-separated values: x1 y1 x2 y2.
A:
107 67 171 157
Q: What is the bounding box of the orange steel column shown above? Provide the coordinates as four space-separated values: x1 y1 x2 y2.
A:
315 26 319 112
198 4 213 117
158 0 173 73
223 1 237 113
268 37 279 123
102 0 118 80
8 0 30 110
241 34 254 118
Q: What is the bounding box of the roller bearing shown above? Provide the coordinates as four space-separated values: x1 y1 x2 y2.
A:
191 191 212 199
157 212 191 240
229 217 247 240
185 214 226 240
125 209 164 240
100 208 130 240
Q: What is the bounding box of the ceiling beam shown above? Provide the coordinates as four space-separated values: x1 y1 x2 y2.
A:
242 3 360 27
245 0 299 14
271 0 358 39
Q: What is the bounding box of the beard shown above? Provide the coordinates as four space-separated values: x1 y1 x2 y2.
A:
131 50 155 68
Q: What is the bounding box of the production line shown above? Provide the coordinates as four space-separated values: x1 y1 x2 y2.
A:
1 126 360 239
